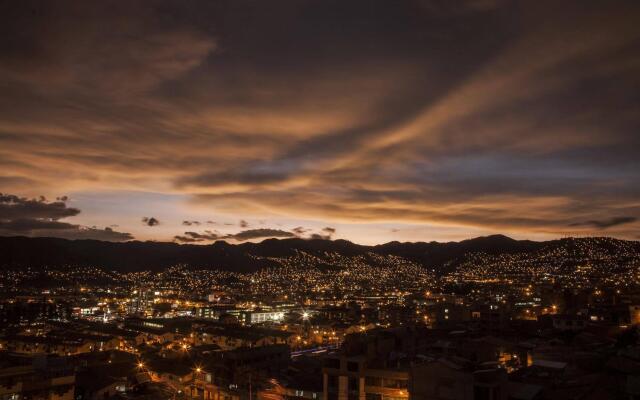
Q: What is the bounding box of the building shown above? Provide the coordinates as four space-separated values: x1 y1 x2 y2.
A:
0 333 119 356
189 345 291 400
322 327 429 400
0 359 75 400
240 310 286 325
194 324 294 350
550 315 587 331
322 326 519 400
410 358 508 400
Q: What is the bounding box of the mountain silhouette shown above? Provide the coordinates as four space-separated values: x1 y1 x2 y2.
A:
0 235 637 273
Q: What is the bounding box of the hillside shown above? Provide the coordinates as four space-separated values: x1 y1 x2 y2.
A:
0 235 638 275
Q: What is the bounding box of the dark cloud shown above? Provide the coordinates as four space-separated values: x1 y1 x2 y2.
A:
173 235 199 243
0 0 216 96
308 226 337 240
229 229 295 241
0 192 132 241
174 227 296 243
0 218 76 231
0 176 35 188
174 230 221 243
309 227 336 240
292 226 309 235
1 2 639 241
182 220 201 226
142 217 160 226
239 220 249 228
569 217 637 230
0 193 79 220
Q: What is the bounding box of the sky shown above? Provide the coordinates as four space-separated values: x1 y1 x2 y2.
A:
0 0 639 245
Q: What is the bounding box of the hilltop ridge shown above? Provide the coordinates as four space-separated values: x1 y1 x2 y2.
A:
0 235 638 274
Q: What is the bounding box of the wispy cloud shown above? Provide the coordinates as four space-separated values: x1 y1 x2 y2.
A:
569 217 637 230
0 1 639 241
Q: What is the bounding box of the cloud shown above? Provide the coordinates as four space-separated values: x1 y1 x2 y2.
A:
309 227 337 240
0 1 216 96
0 193 80 220
183 3 640 239
292 226 309 235
239 220 249 228
182 220 201 226
416 0 507 15
173 227 296 243
173 235 199 243
174 230 220 243
569 217 637 230
173 224 337 244
0 176 35 189
230 229 295 241
0 2 639 241
0 192 132 241
142 217 160 226
173 230 220 243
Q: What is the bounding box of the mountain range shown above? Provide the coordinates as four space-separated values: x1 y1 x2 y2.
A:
1 235 639 274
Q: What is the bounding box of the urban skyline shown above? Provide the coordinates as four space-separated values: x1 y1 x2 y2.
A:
2 3 640 399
